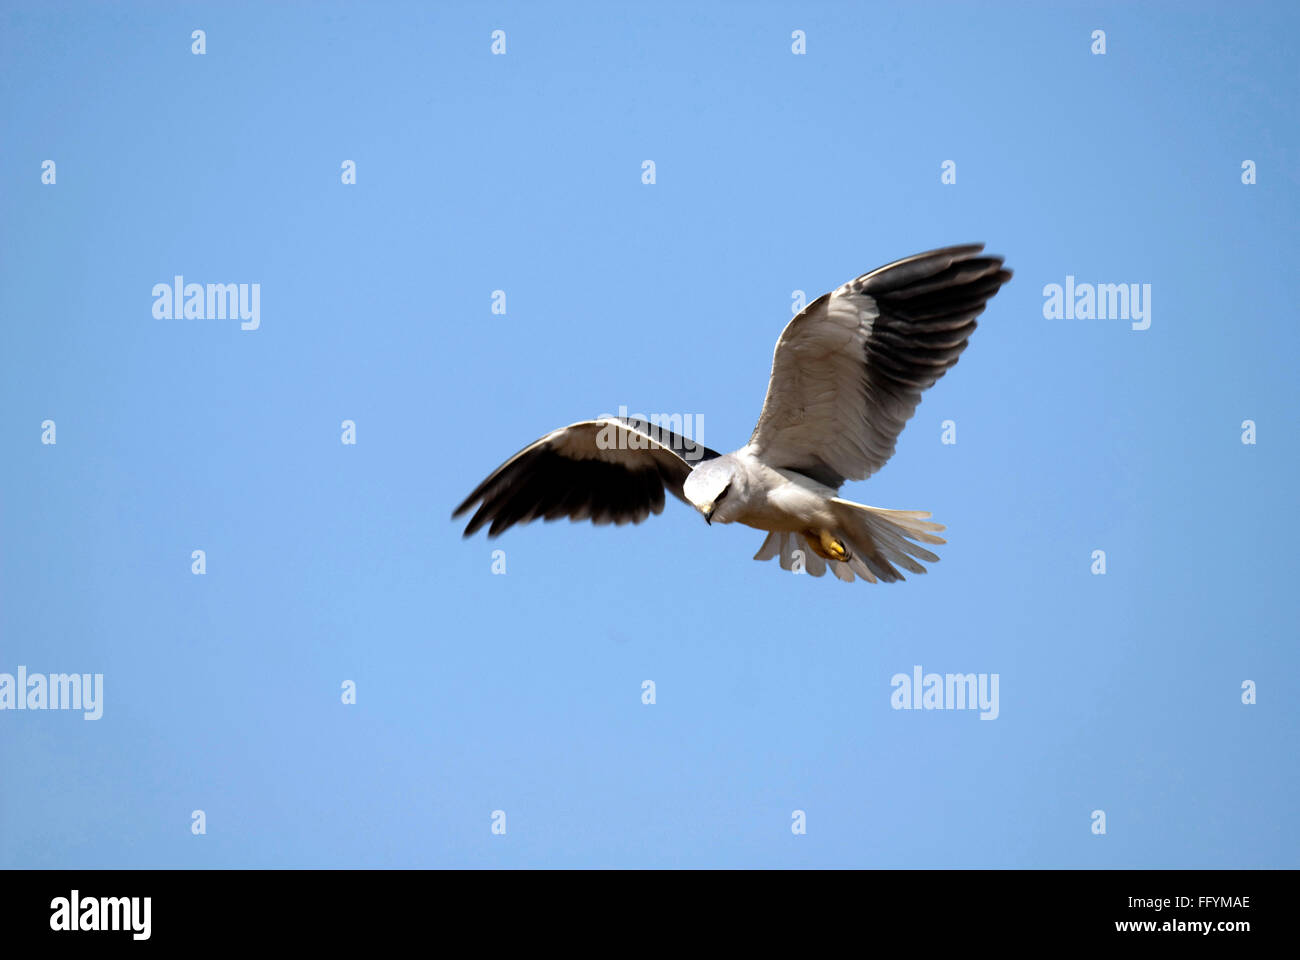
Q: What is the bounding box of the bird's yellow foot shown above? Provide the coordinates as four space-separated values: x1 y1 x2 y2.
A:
808 529 851 562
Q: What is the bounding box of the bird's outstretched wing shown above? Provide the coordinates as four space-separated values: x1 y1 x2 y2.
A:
454 419 720 537
746 244 1012 488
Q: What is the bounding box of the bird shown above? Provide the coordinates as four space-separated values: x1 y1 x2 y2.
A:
453 244 1012 584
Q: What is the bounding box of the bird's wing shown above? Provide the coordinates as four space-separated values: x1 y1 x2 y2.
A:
746 244 1012 487
453 419 721 537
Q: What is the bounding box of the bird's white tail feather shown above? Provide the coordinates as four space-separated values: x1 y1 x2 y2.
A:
751 500 946 584
752 531 834 578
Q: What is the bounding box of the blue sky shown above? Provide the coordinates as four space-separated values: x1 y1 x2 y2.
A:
1 0 1296 868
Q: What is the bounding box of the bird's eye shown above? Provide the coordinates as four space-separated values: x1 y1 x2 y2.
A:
716 483 731 504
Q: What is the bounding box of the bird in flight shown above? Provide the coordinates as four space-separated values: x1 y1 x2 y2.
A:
454 244 1012 583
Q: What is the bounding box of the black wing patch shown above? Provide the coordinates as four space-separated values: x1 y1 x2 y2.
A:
453 419 720 538
780 245 1011 487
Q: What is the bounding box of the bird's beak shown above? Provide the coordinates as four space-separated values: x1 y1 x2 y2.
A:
701 504 714 525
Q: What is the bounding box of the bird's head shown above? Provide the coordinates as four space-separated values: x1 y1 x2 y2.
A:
683 458 741 525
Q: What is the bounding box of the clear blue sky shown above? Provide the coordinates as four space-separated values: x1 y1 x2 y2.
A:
2 1 1296 868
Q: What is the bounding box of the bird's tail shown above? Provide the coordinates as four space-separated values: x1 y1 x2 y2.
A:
752 499 946 584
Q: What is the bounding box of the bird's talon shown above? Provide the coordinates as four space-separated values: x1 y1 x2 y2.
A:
810 529 851 562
